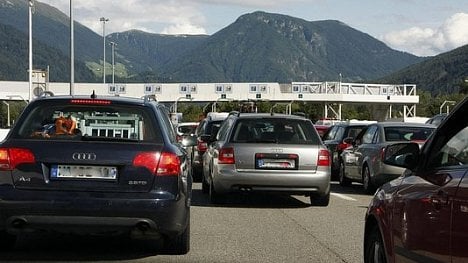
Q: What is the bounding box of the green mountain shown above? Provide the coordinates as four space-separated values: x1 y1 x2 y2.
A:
0 23 95 82
0 2 429 85
160 11 425 82
377 44 468 94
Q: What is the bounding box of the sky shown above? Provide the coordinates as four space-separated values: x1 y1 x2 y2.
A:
38 0 468 57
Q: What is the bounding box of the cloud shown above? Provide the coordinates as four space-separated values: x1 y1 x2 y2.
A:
383 13 468 56
39 0 208 35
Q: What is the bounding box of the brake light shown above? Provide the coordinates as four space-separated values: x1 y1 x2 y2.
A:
337 142 351 151
70 99 111 105
317 149 330 166
218 147 235 164
133 152 181 176
0 148 36 170
197 139 207 152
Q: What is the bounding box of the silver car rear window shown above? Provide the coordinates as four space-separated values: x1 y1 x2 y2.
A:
231 118 320 144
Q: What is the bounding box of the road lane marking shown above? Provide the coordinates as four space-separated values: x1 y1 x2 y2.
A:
331 192 357 201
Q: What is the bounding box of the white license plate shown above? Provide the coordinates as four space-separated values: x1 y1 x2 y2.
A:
51 165 117 180
257 158 296 169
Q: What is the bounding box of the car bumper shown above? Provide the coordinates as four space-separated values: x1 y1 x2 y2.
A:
0 188 189 238
213 167 330 195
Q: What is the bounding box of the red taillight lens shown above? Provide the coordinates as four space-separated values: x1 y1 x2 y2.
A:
197 140 207 152
317 149 330 166
218 147 235 164
133 151 181 176
0 148 36 170
337 142 351 151
70 99 111 105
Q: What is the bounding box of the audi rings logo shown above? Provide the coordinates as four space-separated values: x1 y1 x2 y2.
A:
72 152 97 161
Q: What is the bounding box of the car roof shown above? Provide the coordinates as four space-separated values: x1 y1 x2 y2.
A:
372 122 436 128
232 113 309 120
33 94 154 106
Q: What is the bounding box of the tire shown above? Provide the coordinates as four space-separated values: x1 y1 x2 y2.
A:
0 230 16 251
338 161 351 187
364 225 387 263
201 173 209 194
209 179 222 204
363 166 376 195
163 212 190 255
310 191 330 207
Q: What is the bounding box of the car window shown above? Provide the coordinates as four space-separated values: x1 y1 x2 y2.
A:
362 125 377 144
346 126 365 139
217 118 233 141
230 118 320 144
335 126 345 140
159 106 177 142
17 103 160 142
429 126 468 167
384 126 434 142
324 126 337 140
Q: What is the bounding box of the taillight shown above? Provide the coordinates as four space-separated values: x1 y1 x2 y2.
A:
337 142 351 151
133 151 181 176
0 148 36 170
197 139 207 152
218 147 235 164
70 99 111 105
317 149 330 166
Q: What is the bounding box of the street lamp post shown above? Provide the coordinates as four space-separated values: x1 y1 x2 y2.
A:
110 41 116 84
100 17 109 83
70 0 74 95
28 0 34 102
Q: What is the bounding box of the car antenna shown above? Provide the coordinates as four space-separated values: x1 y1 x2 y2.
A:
90 90 97 99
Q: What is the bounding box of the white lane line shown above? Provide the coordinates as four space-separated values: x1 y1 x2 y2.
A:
331 192 357 201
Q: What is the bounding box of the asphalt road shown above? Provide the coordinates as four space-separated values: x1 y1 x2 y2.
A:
0 182 373 263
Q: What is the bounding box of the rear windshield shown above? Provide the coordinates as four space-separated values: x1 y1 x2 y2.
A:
384 126 434 142
231 118 320 144
15 103 161 142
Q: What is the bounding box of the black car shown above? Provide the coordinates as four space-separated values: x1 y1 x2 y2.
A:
322 122 372 180
191 112 228 181
0 93 194 254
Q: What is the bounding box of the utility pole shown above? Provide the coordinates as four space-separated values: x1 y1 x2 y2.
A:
70 0 74 95
110 41 117 84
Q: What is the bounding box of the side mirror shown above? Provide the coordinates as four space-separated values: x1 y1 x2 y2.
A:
181 134 197 147
383 142 420 169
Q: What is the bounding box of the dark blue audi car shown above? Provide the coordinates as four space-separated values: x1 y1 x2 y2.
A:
0 93 194 254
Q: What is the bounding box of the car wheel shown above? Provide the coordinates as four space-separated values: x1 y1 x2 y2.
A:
363 166 376 195
338 161 351 187
209 179 222 204
201 173 209 194
163 211 190 255
0 230 16 250
364 225 387 263
310 191 330 207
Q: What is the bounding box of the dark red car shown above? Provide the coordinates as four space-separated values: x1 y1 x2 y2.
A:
364 96 468 263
